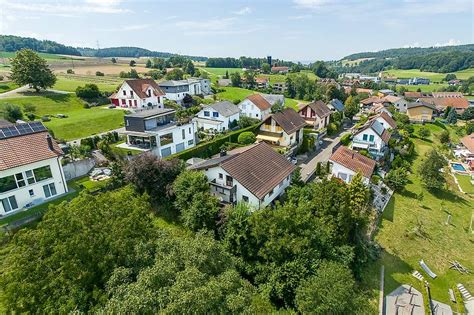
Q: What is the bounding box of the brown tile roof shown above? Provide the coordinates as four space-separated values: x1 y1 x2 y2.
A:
125 79 165 98
404 91 423 99
267 108 306 134
330 146 376 178
255 77 269 83
220 142 296 199
300 100 332 118
246 94 272 111
356 88 373 95
271 66 289 72
382 95 402 103
372 111 397 129
381 129 392 143
460 134 474 154
361 96 383 105
407 101 436 110
419 97 469 111
0 131 63 171
432 92 463 98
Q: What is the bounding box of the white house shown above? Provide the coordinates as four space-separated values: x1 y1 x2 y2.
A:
238 94 273 120
110 79 165 109
194 101 240 132
121 108 197 158
329 146 376 184
351 119 391 160
297 100 332 131
0 122 68 216
383 95 409 113
189 142 295 209
257 108 306 148
159 78 211 104
369 111 397 130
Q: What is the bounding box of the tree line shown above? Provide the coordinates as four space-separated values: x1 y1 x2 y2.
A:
78 46 208 61
0 35 81 56
205 56 295 68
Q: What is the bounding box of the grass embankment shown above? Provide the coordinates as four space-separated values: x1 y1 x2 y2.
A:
0 93 124 140
54 74 122 93
361 123 474 310
0 82 19 93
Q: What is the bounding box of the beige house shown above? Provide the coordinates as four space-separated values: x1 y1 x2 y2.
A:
257 108 306 148
406 102 436 123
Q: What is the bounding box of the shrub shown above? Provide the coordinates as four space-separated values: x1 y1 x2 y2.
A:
418 126 431 139
41 116 51 122
3 104 23 122
340 133 351 146
0 75 4 81
439 130 450 144
23 103 36 113
76 84 101 99
95 71 104 76
66 69 74 74
26 113 35 121
238 131 256 145
129 60 136 67
385 168 408 191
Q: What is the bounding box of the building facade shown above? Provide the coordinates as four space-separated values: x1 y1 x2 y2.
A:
194 101 240 132
110 79 165 109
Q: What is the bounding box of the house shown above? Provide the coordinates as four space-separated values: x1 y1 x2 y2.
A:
194 101 240 132
404 91 424 99
360 96 384 109
419 97 469 114
297 100 331 131
329 146 376 184
327 99 344 113
257 108 306 148
271 66 289 74
273 82 287 93
356 88 374 95
255 77 269 89
379 89 395 96
261 93 285 107
0 122 68 216
448 79 462 86
369 111 397 130
189 142 295 209
122 108 197 158
239 94 273 120
409 77 430 85
383 95 409 112
460 134 474 159
159 78 210 104
370 103 392 116
110 79 165 109
351 119 391 160
406 102 436 123
217 79 232 87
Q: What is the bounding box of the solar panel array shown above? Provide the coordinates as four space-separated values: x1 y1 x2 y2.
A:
371 120 385 136
0 122 47 140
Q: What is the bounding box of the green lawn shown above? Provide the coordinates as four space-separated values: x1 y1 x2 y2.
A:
216 86 302 109
383 68 474 82
399 83 449 93
0 81 19 93
54 74 122 93
0 50 84 61
455 174 474 195
199 67 242 76
0 93 125 140
361 123 474 309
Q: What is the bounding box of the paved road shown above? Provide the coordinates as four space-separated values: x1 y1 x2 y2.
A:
299 130 350 182
0 85 72 98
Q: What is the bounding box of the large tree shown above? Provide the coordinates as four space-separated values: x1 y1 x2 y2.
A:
418 149 447 189
10 48 56 92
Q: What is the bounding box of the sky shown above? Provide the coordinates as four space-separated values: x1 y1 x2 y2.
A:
0 0 473 62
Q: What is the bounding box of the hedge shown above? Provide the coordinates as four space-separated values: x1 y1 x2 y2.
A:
168 123 261 160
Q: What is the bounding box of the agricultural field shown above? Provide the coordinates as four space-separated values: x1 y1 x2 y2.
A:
0 93 125 140
361 123 474 310
54 74 122 93
54 64 149 76
0 51 84 61
398 83 449 93
383 68 474 82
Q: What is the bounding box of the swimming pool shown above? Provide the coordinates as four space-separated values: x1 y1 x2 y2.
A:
451 163 466 172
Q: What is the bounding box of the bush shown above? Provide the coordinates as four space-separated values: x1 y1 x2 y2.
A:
76 84 101 99
26 113 35 121
340 133 352 146
237 131 256 145
439 130 450 144
3 104 23 122
66 69 74 74
0 75 4 81
418 126 431 139
41 116 51 122
129 60 136 67
95 71 104 76
23 103 36 113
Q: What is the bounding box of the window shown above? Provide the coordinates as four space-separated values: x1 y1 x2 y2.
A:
121 99 126 105
212 112 219 118
219 173 223 179
242 195 249 202
189 127 191 134
268 188 274 197
123 90 126 96
362 134 368 141
159 133 173 146
0 175 17 193
25 170 36 184
369 135 375 142
204 111 210 117
188 139 194 145
43 183 57 198
33 166 52 182
1 196 18 213
29 189 34 197
126 120 130 127
134 100 138 106
15 173 25 188
182 129 185 140
256 113 259 117
130 91 134 97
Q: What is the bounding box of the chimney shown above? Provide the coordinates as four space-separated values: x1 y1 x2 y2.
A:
46 134 54 151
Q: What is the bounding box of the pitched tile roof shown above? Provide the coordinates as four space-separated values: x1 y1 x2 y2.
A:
382 95 402 103
207 101 240 117
125 79 165 98
371 111 397 129
268 108 306 134
418 97 469 110
220 142 295 199
330 146 376 178
460 134 474 154
246 94 272 111
361 96 383 105
404 91 424 99
271 66 289 72
300 100 332 118
432 92 463 98
0 131 62 171
407 101 436 110
357 119 392 143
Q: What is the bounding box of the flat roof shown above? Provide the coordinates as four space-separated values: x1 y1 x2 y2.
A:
125 108 175 118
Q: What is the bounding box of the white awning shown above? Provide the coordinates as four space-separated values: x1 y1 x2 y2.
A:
256 134 281 142
352 142 369 149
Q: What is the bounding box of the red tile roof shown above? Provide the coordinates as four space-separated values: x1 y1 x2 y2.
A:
125 79 165 98
330 146 376 178
0 131 63 171
461 134 474 154
271 66 289 72
361 96 383 105
418 97 469 111
404 91 423 99
266 108 306 134
246 94 272 111
432 92 463 98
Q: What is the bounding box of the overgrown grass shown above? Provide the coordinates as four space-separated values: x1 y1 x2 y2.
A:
0 81 19 93
360 123 474 309
54 74 122 93
0 93 125 140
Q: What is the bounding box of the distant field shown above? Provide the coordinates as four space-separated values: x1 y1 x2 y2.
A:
0 81 19 93
54 64 149 76
398 83 449 93
54 74 122 92
383 68 474 82
0 93 124 140
200 67 242 76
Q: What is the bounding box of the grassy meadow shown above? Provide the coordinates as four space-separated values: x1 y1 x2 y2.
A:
361 123 474 310
0 93 125 140
0 81 19 93
383 68 474 82
0 51 84 61
215 86 302 109
53 74 122 93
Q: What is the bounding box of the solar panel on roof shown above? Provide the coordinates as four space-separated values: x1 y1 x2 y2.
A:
371 120 385 136
0 122 48 140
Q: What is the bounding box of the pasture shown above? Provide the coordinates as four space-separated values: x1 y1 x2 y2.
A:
398 83 449 93
383 68 474 82
0 81 19 93
54 74 122 92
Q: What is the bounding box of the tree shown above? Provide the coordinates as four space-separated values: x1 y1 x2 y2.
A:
10 48 56 92
418 149 447 189
385 168 409 191
0 187 154 313
243 70 256 89
237 116 260 129
444 73 456 81
238 131 256 144
344 95 360 118
75 83 101 99
129 68 139 78
295 261 358 314
129 60 136 67
446 107 458 124
145 59 152 68
166 68 184 80
224 70 229 79
418 126 431 140
461 107 474 120
271 100 285 113
23 103 36 113
111 57 117 63
3 104 23 122
230 72 241 87
261 63 271 74
124 153 184 203
183 60 195 76
439 130 450 144
173 170 211 212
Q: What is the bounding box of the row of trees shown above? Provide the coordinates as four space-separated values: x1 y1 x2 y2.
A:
205 56 295 69
0 35 81 55
285 73 347 102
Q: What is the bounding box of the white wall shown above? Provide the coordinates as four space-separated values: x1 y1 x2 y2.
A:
195 107 240 132
331 162 370 185
374 116 393 130
0 157 68 215
395 99 408 112
239 99 270 120
116 82 163 108
352 127 385 152
150 121 197 158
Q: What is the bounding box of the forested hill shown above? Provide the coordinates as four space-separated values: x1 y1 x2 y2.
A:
77 47 207 61
342 44 474 61
0 35 81 56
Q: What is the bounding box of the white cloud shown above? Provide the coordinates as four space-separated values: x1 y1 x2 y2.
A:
434 38 462 47
288 14 312 20
98 24 152 32
233 7 252 15
3 0 130 15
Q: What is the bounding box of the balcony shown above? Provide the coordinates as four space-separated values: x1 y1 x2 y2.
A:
209 179 237 204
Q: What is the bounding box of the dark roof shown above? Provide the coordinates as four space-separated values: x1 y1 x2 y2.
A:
221 142 295 199
0 130 62 171
330 146 376 178
329 99 344 112
301 100 332 118
358 119 392 143
125 79 165 98
245 94 272 111
407 101 436 110
188 154 234 170
0 119 13 128
125 108 175 118
207 101 240 117
267 108 306 134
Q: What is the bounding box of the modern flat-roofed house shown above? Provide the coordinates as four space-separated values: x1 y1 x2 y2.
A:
159 78 210 104
257 108 306 148
238 94 273 120
351 119 391 160
0 122 68 216
298 100 331 131
406 102 436 123
110 79 165 109
330 146 376 184
189 142 295 209
122 108 197 158
271 66 289 74
194 101 240 132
